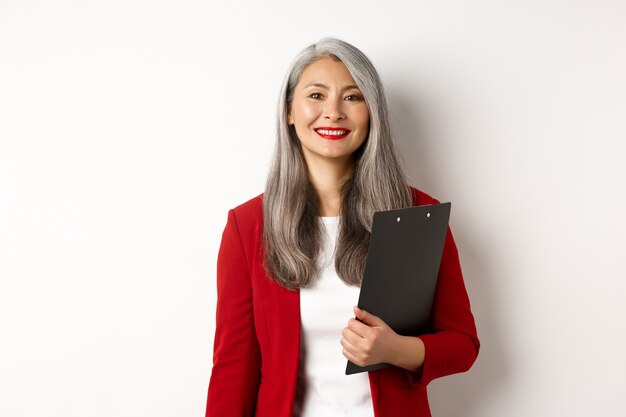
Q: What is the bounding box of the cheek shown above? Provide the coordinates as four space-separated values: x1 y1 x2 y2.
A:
301 104 319 122
357 117 370 146
355 107 370 130
292 100 318 123
359 114 370 137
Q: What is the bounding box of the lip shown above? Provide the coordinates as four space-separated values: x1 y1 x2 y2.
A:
314 126 351 140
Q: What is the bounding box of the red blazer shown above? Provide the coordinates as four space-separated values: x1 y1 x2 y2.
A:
206 186 480 417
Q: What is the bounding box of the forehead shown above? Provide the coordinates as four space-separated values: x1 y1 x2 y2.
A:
297 56 359 89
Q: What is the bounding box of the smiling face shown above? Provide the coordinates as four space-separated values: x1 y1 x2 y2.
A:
287 56 370 167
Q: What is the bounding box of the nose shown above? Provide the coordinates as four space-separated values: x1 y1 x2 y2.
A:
323 96 346 121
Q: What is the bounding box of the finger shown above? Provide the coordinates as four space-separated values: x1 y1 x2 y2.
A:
347 318 371 337
342 339 370 367
354 306 384 325
340 336 360 359
341 346 363 366
342 327 365 347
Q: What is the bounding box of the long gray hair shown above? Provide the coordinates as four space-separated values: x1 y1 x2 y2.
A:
263 37 413 290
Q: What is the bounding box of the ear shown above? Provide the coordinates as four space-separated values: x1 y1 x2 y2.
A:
286 101 295 125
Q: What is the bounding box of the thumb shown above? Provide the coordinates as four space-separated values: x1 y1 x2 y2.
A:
354 306 384 326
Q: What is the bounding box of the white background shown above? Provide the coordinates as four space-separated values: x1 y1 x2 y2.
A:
1 1 625 416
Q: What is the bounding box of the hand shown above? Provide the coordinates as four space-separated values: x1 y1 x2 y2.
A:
340 306 400 367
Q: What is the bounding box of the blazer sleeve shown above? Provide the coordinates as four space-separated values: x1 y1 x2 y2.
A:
205 209 261 417
403 200 480 388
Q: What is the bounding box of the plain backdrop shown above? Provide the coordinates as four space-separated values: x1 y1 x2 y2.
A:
1 1 625 416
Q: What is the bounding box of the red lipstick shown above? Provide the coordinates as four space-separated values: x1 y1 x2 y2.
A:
314 127 351 140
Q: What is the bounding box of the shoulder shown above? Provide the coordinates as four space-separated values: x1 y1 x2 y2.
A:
408 185 440 206
231 192 264 220
224 192 264 242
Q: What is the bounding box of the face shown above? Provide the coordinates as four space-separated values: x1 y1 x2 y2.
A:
287 56 370 166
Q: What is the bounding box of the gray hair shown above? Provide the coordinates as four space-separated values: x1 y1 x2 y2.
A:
263 36 413 290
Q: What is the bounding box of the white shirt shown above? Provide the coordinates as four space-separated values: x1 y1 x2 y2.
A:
293 216 375 417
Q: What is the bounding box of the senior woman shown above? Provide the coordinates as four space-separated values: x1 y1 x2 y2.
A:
205 37 479 417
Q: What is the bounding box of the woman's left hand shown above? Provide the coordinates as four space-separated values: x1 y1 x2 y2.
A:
340 306 400 367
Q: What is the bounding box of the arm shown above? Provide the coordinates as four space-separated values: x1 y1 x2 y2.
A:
402 220 480 387
205 209 261 417
342 212 479 383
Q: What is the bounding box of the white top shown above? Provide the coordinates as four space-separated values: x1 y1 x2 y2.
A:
293 216 375 417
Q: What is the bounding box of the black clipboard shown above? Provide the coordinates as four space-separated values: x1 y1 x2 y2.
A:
345 202 451 375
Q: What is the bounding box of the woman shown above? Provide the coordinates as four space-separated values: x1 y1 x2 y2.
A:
205 37 479 417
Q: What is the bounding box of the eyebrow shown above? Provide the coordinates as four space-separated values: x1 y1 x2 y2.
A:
303 82 360 91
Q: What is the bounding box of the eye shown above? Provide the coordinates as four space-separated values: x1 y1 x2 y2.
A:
345 94 362 101
309 92 323 99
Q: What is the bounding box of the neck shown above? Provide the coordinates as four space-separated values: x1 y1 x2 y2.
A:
306 156 354 217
